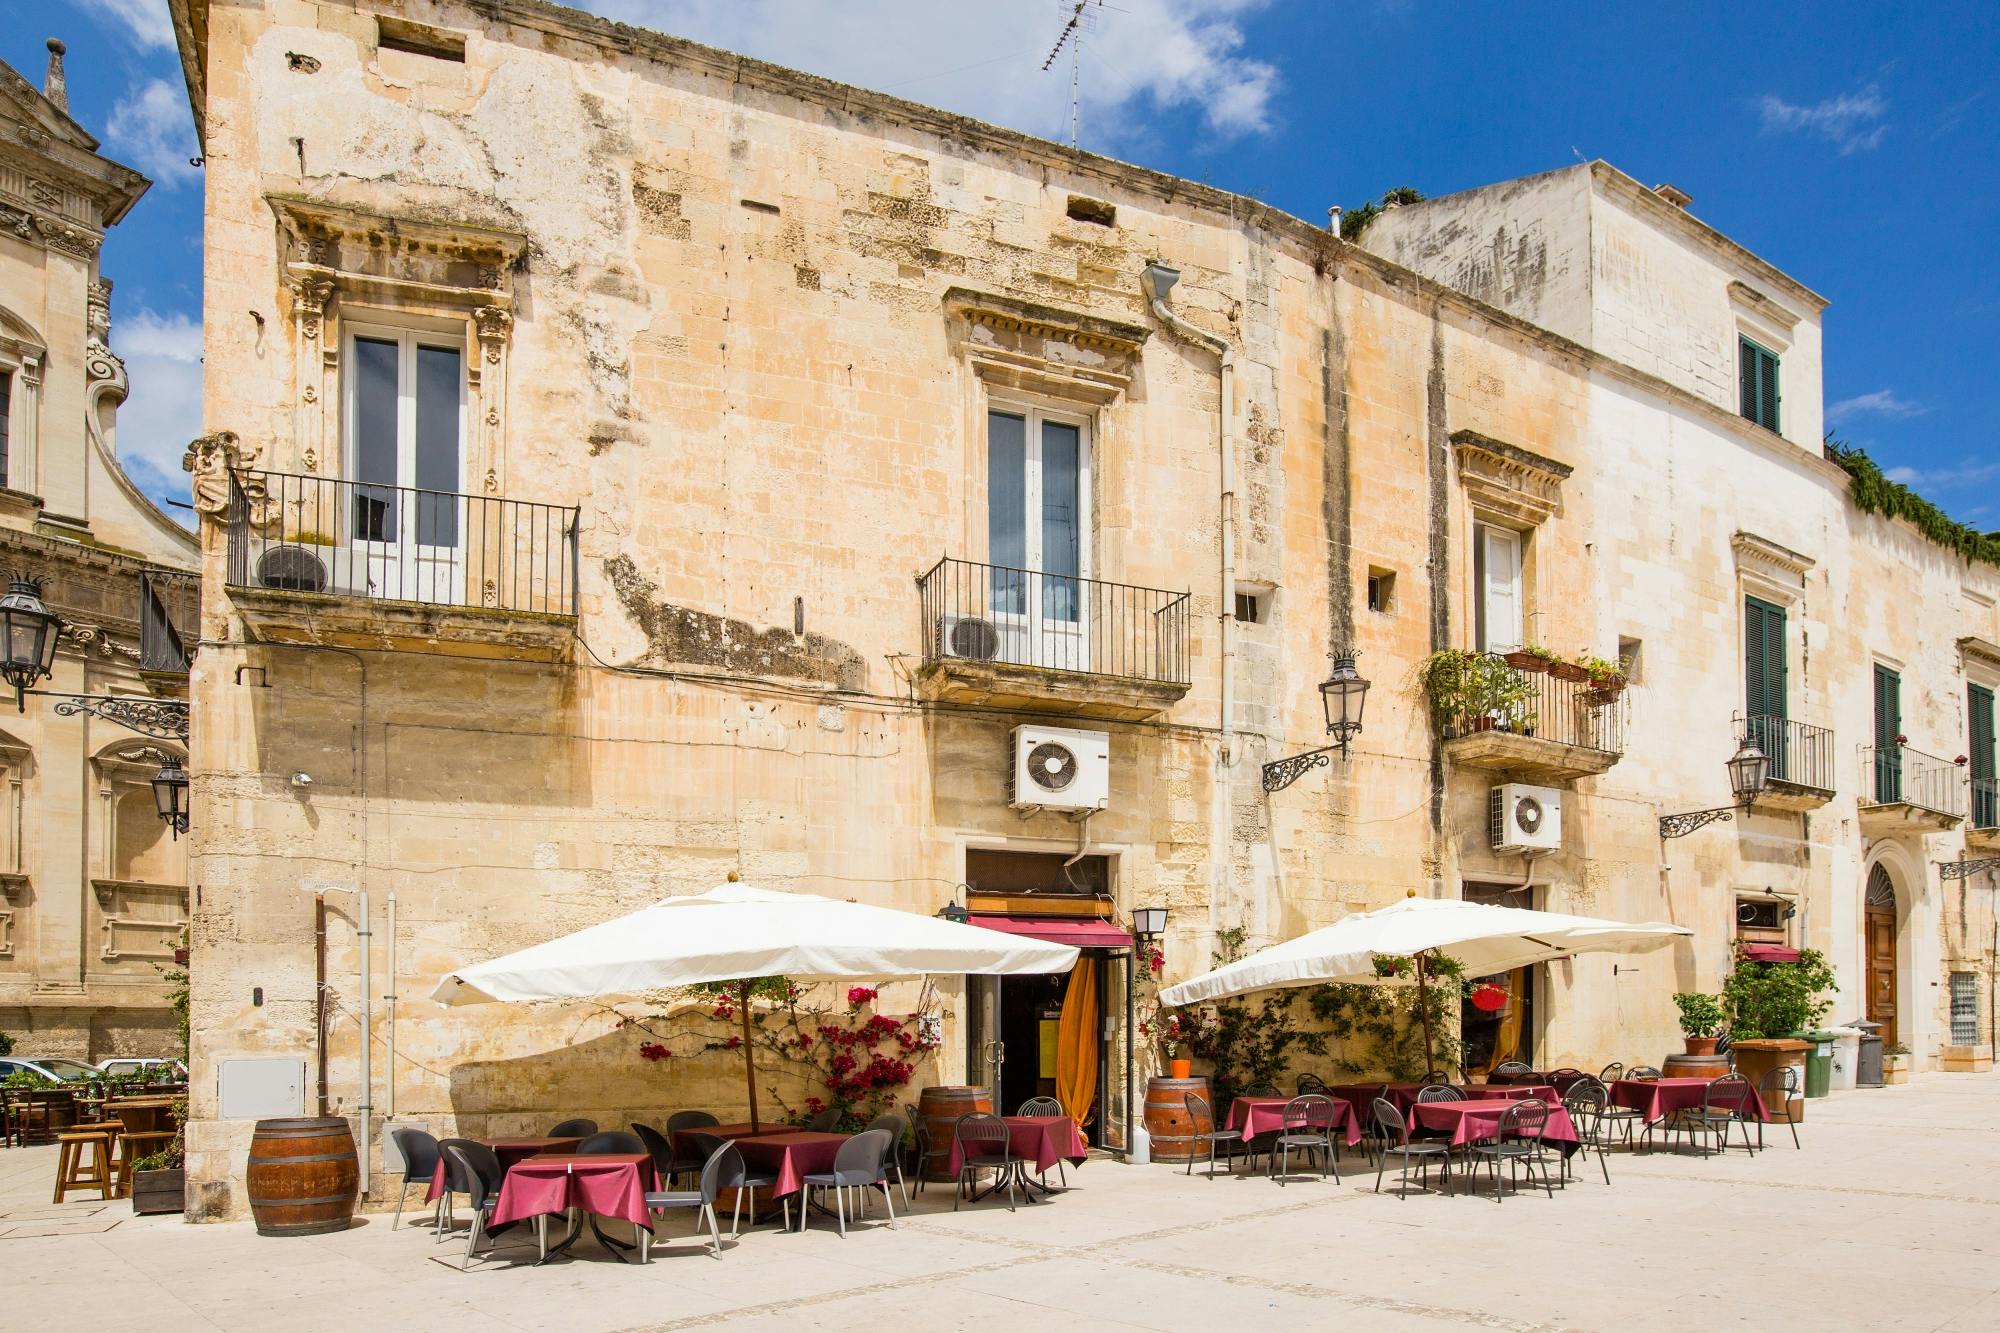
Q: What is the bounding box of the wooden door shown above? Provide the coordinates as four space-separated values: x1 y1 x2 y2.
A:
1865 907 1898 1047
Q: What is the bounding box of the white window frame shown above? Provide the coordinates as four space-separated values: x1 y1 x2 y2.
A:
341 319 471 602
984 399 1093 588
1474 522 1525 654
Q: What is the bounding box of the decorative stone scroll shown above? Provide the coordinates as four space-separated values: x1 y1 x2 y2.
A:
1450 429 1572 527
943 287 1148 405
182 429 275 529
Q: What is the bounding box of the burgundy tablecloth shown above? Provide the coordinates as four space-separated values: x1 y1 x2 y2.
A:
425 1136 582 1202
943 1115 1090 1174
1323 1084 1423 1119
1412 1099 1580 1153
1485 1070 1590 1093
1609 1077 1770 1124
734 1131 848 1196
1224 1096 1363 1147
489 1153 655 1230
1456 1083 1560 1103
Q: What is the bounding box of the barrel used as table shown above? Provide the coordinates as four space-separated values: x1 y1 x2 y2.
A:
246 1117 359 1237
918 1086 992 1181
1660 1052 1730 1082
1144 1075 1211 1164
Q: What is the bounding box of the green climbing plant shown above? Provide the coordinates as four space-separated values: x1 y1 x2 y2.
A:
1826 435 2000 568
1339 186 1428 241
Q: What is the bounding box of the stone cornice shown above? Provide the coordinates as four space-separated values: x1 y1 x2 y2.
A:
1591 162 1827 312
1732 531 1817 582
1960 636 2000 673
1727 280 1803 331
1450 429 1570 527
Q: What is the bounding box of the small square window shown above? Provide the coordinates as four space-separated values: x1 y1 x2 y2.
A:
1233 591 1263 624
1950 972 1979 1046
1617 636 1643 686
1366 567 1396 614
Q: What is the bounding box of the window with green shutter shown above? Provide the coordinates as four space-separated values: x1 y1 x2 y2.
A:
1971 684 1996 829
1744 597 1788 779
1740 337 1780 432
1873 665 1902 803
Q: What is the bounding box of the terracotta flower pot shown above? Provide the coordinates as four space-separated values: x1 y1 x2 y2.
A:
1683 1036 1720 1057
1501 652 1546 673
1548 662 1589 683
1169 1058 1192 1079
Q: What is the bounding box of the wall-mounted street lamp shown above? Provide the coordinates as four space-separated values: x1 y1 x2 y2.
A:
1262 653 1370 793
1131 906 1168 941
1659 738 1772 838
151 755 190 839
1938 856 2000 882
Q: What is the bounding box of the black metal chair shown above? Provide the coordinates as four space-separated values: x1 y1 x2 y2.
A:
951 1113 1016 1211
1371 1096 1450 1198
866 1111 913 1204
1181 1091 1242 1179
801 1128 897 1237
1598 1061 1626 1083
1545 1067 1586 1090
1757 1066 1802 1150
547 1118 597 1138
577 1130 645 1156
1570 1074 1641 1148
1560 1082 1613 1185
1494 1061 1534 1080
1676 1074 1759 1157
804 1107 842 1132
1012 1098 1068 1188
1244 1083 1281 1096
1295 1073 1329 1094
1271 1095 1340 1185
1469 1098 1555 1203
439 1141 533 1268
640 1139 731 1261
665 1110 719 1133
904 1102 943 1196
389 1126 442 1231
1626 1064 1662 1080
431 1136 481 1245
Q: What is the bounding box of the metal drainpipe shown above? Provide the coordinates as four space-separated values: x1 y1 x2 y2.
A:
357 889 371 1199
385 891 397 1122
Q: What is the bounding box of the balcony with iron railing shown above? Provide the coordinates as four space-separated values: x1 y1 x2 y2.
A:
1737 714 1836 810
914 557 1192 721
225 470 580 661
1431 652 1625 783
1858 743 1967 831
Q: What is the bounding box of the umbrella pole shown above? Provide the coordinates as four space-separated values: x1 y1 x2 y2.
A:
741 980 760 1132
1416 951 1437 1076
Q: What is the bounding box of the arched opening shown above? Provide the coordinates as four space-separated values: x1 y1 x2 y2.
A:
1864 863 1900 1046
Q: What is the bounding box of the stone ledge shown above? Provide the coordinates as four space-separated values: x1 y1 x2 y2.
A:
1752 778 1835 813
1442 729 1619 783
1857 799 1964 835
228 586 575 663
914 659 1188 722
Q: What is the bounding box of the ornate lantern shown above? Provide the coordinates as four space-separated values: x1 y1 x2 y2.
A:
1131 906 1168 940
1318 653 1370 748
1726 738 1771 804
151 756 190 838
0 578 61 711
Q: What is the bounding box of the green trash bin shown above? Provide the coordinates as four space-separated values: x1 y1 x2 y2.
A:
1802 1030 1837 1098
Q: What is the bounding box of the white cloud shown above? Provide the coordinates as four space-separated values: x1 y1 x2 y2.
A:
1827 388 1926 425
1879 457 2000 492
75 0 177 52
109 308 201 520
580 0 1280 144
1757 85 1888 154
106 77 200 187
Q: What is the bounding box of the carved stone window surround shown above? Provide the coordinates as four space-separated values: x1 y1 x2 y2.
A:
1450 429 1572 528
943 287 1148 406
0 308 45 495
1732 530 1815 608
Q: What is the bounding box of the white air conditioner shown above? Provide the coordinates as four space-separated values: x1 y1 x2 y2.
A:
1489 783 1562 852
935 613 1004 662
1010 725 1110 813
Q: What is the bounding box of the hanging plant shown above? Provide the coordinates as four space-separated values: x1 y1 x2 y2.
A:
1469 983 1508 1013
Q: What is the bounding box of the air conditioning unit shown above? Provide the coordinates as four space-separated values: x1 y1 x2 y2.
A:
1010 725 1110 813
1489 783 1562 852
935 614 1003 662
255 544 331 593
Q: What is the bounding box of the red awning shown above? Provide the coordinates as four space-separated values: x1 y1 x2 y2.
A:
973 915 1134 949
1742 943 1800 964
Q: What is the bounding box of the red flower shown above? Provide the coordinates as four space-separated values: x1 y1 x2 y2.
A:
723 1035 742 1050
638 1042 672 1062
847 986 878 1007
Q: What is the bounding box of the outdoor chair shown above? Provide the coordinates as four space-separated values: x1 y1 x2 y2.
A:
1559 1083 1613 1185
1545 1067 1586 1090
1354 1085 1396 1167
577 1130 645 1155
865 1112 914 1203
802 1128 898 1237
440 1141 533 1269
905 1103 944 1196
633 1122 705 1191
1181 1091 1242 1179
665 1110 719 1133
951 1113 1017 1211
1597 1061 1625 1083
1421 1070 1453 1084
1469 1098 1555 1203
432 1137 482 1243
640 1139 732 1261
1494 1061 1534 1077
1416 1084 1463 1102
1295 1073 1329 1094
1626 1065 1661 1080
805 1108 843 1132
1673 1074 1758 1158
1244 1083 1281 1096
1570 1075 1640 1148
547 1118 597 1138
1757 1066 1802 1150
1371 1096 1450 1198
1271 1094 1340 1185
389 1126 443 1231
1012 1099 1067 1188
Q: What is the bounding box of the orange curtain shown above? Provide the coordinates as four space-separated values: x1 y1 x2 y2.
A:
1055 958 1099 1127
1490 968 1526 1069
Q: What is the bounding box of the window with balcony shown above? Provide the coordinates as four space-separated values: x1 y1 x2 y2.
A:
987 404 1089 646
1474 523 1524 654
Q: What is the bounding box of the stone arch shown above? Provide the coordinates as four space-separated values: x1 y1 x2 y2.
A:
1860 841 1923 1051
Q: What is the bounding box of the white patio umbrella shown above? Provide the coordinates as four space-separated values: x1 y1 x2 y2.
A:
1157 895 1691 1071
430 882 1077 1128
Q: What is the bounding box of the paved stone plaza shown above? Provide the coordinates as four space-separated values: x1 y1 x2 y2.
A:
7 1073 1997 1332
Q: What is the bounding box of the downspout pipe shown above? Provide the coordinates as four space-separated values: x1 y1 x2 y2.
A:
1142 263 1235 765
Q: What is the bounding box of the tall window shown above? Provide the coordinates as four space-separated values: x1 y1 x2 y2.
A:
1971 683 1997 829
1474 523 1524 653
0 369 11 490
345 327 464 546
1949 972 1979 1046
1872 664 1902 803
1740 337 1781 432
986 406 1087 623
1744 596 1788 778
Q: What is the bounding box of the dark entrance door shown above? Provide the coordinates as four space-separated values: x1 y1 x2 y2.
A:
1865 865 1898 1048
967 958 1106 1143
1461 883 1535 1076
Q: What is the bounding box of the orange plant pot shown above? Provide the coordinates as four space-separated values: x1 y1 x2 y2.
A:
1169 1058 1193 1079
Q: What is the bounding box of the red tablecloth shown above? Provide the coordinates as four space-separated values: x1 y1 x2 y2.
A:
425 1136 582 1203
489 1153 655 1230
1609 1077 1770 1124
1224 1096 1363 1146
1485 1070 1591 1093
943 1115 1090 1175
1323 1084 1423 1119
1412 1099 1580 1152
733 1131 848 1196
1456 1083 1559 1103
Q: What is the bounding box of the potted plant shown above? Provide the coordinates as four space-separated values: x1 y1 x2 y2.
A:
1673 992 1725 1055
1547 652 1590 683
1720 943 1837 1041
1502 643 1556 674
130 1096 187 1215
1576 653 1627 702
1883 1042 1912 1085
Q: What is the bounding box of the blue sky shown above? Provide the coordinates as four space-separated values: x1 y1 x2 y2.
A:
10 0 1996 528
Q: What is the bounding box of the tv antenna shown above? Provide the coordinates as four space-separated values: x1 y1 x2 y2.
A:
1043 0 1109 150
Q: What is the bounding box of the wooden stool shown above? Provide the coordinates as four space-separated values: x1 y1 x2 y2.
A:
114 1130 176 1198
54 1129 114 1203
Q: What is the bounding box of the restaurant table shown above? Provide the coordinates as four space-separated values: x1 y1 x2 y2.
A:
1454 1083 1560 1104
1322 1083 1424 1120
489 1152 656 1263
1411 1098 1581 1157
1486 1070 1590 1093
943 1115 1089 1199
1610 1077 1769 1129
1224 1096 1363 1147
732 1130 850 1229
425 1136 583 1203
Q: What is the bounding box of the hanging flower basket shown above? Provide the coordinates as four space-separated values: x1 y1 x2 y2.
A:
1470 983 1508 1013
1547 661 1589 683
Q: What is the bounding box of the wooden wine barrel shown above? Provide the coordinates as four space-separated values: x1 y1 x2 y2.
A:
918 1085 992 1181
1660 1052 1730 1082
1144 1075 1211 1163
246 1117 358 1236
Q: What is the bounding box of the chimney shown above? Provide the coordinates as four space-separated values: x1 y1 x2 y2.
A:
1653 183 1692 210
43 38 68 112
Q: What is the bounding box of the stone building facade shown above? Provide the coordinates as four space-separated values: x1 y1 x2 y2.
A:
165 0 1997 1217
0 45 201 1059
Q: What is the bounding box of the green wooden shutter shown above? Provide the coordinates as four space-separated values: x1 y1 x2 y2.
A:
1873 665 1902 802
1739 338 1781 431
1759 346 1780 431
1972 684 1997 828
1744 597 1787 779
1739 339 1757 420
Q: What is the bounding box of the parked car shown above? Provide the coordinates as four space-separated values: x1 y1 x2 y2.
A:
96 1057 187 1080
0 1056 100 1083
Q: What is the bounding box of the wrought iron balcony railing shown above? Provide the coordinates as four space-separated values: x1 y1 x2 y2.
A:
1974 776 1998 832
1433 653 1625 756
1859 744 1968 819
1737 714 1835 793
917 557 1191 686
226 470 579 617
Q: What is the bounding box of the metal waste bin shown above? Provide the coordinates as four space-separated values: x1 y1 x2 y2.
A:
1803 1030 1837 1097
1852 1018 1884 1087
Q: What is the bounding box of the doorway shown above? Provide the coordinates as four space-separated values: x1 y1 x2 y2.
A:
1865 864 1899 1046
967 957 1106 1144
346 324 468 604
1461 883 1536 1076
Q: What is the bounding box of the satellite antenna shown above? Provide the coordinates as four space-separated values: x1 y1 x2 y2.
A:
1042 0 1107 150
